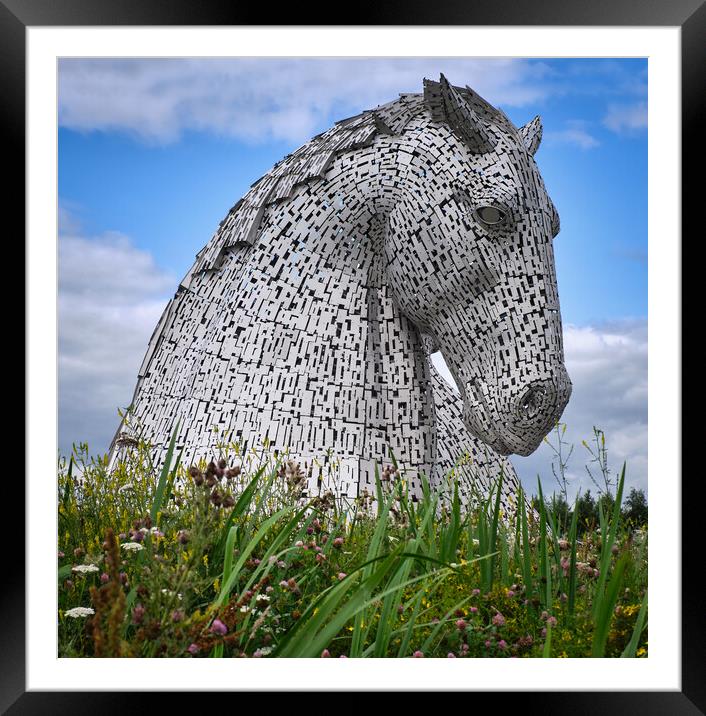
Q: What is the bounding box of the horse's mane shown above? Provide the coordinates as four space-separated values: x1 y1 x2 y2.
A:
188 78 518 277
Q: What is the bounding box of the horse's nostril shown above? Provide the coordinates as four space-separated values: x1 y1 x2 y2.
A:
515 384 549 422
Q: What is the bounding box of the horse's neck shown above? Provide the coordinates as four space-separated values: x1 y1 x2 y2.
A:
215 174 436 492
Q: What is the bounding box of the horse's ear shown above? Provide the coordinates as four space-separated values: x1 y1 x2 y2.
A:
424 74 496 154
519 115 543 156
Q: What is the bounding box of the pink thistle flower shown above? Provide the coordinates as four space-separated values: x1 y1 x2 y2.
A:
210 619 228 636
469 606 478 614
472 588 481 596
447 653 456 658
333 537 344 548
187 643 199 655
455 619 467 630
547 616 558 628
100 573 109 584
492 612 505 627
321 649 331 658
413 650 424 658
498 640 507 650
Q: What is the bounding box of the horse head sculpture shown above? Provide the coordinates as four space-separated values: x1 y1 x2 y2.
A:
383 76 572 457
110 74 571 507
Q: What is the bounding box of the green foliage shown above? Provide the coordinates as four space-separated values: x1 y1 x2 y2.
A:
57 428 648 659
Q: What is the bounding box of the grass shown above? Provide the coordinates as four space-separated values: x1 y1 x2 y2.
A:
57 430 648 658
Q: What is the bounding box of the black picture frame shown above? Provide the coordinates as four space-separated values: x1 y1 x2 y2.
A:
4 0 698 711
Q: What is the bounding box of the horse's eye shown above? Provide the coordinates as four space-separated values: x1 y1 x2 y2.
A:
475 205 506 226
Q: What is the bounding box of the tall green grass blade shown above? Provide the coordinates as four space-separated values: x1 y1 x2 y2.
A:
567 491 580 615
150 421 180 524
592 551 629 657
214 506 295 608
621 592 648 657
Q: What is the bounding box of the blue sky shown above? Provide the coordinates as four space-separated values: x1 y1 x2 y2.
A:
58 57 648 498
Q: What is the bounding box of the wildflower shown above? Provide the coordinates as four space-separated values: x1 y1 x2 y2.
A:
498 640 507 650
507 590 515 598
469 606 478 614
412 651 424 658
72 564 99 574
187 643 200 655
64 579 74 589
279 580 289 589
132 604 146 625
210 619 228 636
171 609 184 623
73 547 84 558
255 593 271 604
119 572 128 584
547 616 558 628
485 640 492 648
239 606 250 613
455 619 467 631
447 653 456 658
58 550 65 559
131 530 145 543
315 553 326 564
471 588 480 596
100 573 109 584
64 606 94 618
333 537 344 548
321 649 331 658
337 572 347 581
492 612 505 627
265 586 274 594
540 611 549 621
277 560 287 569
461 643 469 652
121 542 144 552
558 539 570 550
268 555 278 565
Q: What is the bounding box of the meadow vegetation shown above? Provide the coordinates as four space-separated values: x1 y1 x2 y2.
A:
58 424 647 658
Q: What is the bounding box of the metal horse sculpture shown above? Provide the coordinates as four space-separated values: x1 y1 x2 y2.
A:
110 75 572 510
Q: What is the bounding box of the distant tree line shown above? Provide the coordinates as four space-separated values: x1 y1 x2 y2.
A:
531 487 648 537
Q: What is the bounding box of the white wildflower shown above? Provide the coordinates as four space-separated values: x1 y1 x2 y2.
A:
72 564 99 574
239 605 250 613
258 646 273 656
64 606 95 618
121 542 144 552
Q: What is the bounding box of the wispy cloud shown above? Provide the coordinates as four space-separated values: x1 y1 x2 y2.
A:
603 102 648 134
59 213 174 456
433 318 648 497
545 119 600 150
58 58 555 145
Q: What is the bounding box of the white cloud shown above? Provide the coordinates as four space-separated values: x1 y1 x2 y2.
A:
58 58 555 145
433 318 648 499
545 119 600 150
602 102 648 134
59 220 174 457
